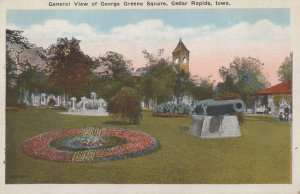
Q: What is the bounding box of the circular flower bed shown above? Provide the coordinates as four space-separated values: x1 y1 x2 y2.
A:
22 127 159 162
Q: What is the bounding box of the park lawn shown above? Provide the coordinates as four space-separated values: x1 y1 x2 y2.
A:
5 108 291 184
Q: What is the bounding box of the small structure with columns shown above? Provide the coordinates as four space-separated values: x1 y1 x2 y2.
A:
253 80 292 115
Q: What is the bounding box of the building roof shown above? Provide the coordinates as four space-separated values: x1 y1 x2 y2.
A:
254 80 292 96
172 38 189 54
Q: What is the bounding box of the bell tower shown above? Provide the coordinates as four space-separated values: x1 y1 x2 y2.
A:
172 38 190 74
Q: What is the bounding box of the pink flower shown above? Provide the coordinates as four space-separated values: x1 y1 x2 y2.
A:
22 128 159 162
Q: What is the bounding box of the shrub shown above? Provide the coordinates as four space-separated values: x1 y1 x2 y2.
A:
6 87 19 107
47 98 56 107
214 92 240 100
273 95 292 107
214 92 245 124
107 87 142 124
154 103 192 116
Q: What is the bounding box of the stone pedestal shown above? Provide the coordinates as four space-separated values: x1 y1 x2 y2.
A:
189 115 241 138
71 97 76 110
81 97 87 110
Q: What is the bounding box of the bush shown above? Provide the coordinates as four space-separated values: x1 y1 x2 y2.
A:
107 87 142 124
47 98 56 107
214 92 240 100
214 92 245 124
6 87 20 107
154 103 192 116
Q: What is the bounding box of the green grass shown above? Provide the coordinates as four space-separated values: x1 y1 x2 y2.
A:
5 109 291 184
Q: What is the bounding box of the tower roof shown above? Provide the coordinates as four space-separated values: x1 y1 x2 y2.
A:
172 38 189 54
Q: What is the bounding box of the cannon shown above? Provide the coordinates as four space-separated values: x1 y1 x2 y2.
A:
193 99 245 116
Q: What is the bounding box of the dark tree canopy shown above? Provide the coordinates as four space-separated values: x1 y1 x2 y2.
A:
140 49 215 104
17 61 47 94
6 29 41 106
139 50 177 104
6 51 17 88
187 75 214 101
92 51 134 100
6 29 33 49
173 70 190 102
278 52 292 82
95 51 133 80
47 37 94 97
218 57 270 106
6 28 278 112
107 87 142 124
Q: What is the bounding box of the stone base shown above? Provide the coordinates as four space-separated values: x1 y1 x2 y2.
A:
189 115 241 138
59 108 108 116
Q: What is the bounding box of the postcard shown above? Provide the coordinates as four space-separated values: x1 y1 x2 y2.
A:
0 0 300 193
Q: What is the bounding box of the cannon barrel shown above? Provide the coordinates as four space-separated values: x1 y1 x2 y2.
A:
194 99 245 116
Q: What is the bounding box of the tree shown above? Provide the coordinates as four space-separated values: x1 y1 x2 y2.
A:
140 50 177 104
107 87 142 124
95 51 133 79
6 51 18 88
218 57 270 107
142 49 165 66
6 29 35 106
278 52 292 81
6 51 19 106
174 70 190 102
17 61 47 94
187 75 214 101
93 51 134 100
215 75 239 95
6 29 32 49
6 29 33 67
47 37 94 98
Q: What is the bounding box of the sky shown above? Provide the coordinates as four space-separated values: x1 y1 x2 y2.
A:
6 9 291 85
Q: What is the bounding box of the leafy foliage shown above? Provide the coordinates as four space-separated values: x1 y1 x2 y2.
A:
47 37 94 97
214 92 240 100
92 51 135 101
218 57 270 107
6 29 33 49
6 29 46 106
107 87 142 124
6 51 19 106
140 50 214 105
139 50 177 105
141 62 177 104
187 75 214 101
17 61 47 94
278 52 292 82
173 70 190 102
47 98 56 107
154 103 192 115
6 51 18 88
272 95 292 107
140 51 177 103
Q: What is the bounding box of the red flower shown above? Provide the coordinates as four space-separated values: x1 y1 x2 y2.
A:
22 128 159 162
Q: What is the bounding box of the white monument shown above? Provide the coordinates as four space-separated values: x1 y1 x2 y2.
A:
60 93 108 116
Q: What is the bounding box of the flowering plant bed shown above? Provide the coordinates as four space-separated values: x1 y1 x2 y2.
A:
22 127 159 162
154 113 191 118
